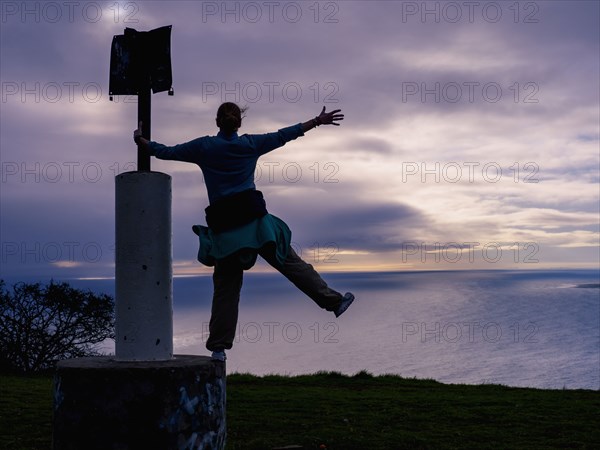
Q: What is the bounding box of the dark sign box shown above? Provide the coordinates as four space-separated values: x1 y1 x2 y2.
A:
109 25 172 96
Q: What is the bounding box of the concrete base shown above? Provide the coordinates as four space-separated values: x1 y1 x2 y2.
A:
53 355 226 450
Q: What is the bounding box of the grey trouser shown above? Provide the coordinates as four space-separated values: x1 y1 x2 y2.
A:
205 246 343 351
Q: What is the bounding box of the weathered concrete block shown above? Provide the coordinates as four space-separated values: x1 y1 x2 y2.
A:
53 355 226 450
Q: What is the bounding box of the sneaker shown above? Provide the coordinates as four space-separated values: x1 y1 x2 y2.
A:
211 350 227 362
334 292 355 318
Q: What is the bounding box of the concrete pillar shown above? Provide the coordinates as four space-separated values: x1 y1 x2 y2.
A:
53 356 226 450
115 171 173 360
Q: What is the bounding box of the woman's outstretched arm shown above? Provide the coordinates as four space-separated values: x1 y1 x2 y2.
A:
133 121 199 163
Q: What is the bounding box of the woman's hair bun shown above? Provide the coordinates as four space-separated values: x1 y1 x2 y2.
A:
217 102 248 133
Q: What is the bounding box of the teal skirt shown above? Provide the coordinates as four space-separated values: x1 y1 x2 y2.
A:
192 214 292 270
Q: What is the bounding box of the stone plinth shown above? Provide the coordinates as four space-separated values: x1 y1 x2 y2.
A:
53 355 226 450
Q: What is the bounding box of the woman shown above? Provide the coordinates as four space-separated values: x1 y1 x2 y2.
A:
134 103 355 362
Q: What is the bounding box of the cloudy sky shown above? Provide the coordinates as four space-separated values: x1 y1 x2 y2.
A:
1 0 598 280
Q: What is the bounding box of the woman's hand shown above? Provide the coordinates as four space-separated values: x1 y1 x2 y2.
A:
133 121 143 144
301 107 345 132
133 121 151 152
317 106 344 126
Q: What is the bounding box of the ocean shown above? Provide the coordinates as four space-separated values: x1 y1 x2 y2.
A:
10 269 600 390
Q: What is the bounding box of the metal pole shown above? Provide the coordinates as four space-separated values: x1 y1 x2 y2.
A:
137 86 151 171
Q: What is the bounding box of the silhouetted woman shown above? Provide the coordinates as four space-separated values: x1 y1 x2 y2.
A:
134 103 354 361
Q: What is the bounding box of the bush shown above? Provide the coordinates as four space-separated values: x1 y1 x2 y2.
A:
0 280 114 373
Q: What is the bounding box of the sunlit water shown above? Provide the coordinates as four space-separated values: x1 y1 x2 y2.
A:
22 269 599 390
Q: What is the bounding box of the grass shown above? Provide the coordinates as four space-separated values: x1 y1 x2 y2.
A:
1 371 599 449
0 374 53 450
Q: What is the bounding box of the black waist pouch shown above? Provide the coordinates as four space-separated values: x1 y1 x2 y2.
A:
205 189 268 233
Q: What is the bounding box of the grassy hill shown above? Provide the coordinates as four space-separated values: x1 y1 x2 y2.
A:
1 371 598 449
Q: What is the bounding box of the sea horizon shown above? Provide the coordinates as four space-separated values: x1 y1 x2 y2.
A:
2 268 599 390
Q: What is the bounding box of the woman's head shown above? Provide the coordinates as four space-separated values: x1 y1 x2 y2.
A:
216 102 247 134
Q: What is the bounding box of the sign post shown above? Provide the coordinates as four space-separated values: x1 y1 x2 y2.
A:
109 25 174 171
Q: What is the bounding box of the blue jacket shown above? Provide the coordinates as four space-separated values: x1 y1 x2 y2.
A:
148 124 304 204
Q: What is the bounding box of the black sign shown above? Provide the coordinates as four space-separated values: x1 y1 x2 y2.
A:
109 25 173 96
